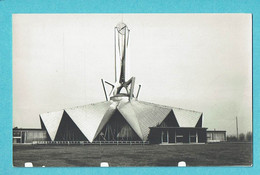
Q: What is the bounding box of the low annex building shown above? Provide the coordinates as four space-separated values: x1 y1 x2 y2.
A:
207 130 227 142
39 22 207 144
13 128 48 144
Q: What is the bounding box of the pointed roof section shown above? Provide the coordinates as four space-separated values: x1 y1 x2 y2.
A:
40 110 64 141
132 101 172 140
65 101 113 142
159 110 179 127
117 101 144 140
172 107 202 127
118 100 172 140
195 115 203 127
93 102 118 139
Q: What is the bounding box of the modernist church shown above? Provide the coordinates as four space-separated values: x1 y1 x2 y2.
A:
40 23 207 144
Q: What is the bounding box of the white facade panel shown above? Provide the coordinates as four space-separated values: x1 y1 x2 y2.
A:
40 110 64 141
65 101 112 142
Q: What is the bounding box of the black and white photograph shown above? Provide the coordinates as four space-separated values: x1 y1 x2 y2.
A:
12 14 252 167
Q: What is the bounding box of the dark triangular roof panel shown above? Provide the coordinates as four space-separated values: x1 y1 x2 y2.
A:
55 111 88 141
94 109 141 141
195 114 203 128
159 110 179 127
64 101 113 142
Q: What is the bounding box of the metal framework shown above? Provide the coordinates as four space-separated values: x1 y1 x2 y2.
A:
102 22 141 101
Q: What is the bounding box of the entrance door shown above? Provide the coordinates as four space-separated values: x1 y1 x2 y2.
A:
161 131 168 144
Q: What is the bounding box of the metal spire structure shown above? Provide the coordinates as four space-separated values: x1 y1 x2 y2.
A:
101 22 141 101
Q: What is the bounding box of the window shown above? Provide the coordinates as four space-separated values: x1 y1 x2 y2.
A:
189 131 197 143
176 130 183 143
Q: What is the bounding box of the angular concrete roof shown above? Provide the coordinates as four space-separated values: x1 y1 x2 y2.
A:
40 110 64 141
118 101 172 140
40 99 203 142
172 107 202 127
94 102 118 139
117 101 144 140
64 101 113 142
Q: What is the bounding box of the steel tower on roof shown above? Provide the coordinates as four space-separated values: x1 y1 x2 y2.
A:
101 22 141 101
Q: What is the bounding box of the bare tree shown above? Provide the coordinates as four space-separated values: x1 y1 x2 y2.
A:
227 135 237 142
246 132 252 142
239 133 245 142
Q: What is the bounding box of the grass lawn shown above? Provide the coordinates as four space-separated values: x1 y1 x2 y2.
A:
13 142 252 167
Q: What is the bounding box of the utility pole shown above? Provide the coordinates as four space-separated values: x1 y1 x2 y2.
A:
236 116 238 140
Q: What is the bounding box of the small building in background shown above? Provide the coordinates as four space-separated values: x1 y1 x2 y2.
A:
207 130 227 143
13 128 48 143
149 127 207 144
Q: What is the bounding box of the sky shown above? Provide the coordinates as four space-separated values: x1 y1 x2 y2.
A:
13 14 252 136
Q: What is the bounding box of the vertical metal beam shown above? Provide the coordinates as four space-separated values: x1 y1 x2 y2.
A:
174 130 176 143
188 131 190 143
196 131 198 143
108 125 110 141
101 79 108 101
24 131 27 143
161 131 163 144
20 131 22 143
136 85 141 100
114 27 117 82
127 29 130 47
129 77 135 101
167 130 169 143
